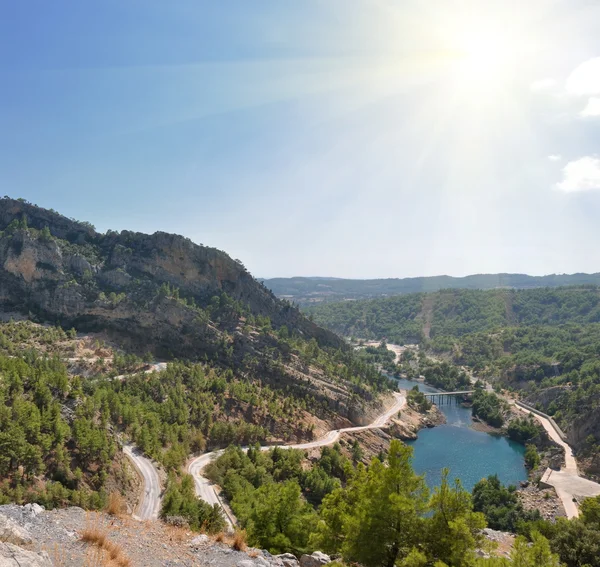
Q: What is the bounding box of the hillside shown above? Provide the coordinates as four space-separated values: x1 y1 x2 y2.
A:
306 286 600 343
263 273 600 305
0 198 394 420
0 198 396 514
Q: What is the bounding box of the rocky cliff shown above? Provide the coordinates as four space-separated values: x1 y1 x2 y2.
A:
0 198 389 425
0 198 341 356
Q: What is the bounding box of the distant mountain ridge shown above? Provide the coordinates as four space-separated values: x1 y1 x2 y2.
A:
262 273 600 305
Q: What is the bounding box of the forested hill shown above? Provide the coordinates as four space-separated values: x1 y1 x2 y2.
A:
0 197 391 426
308 285 600 477
305 286 600 343
263 273 600 305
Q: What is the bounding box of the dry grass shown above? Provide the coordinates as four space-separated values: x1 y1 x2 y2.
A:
106 491 126 516
43 543 67 567
79 515 132 567
214 531 227 543
231 529 247 551
165 524 191 544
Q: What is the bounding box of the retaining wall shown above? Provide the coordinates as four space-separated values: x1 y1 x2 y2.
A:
514 400 568 442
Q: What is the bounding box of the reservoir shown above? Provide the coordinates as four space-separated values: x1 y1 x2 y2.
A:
396 378 527 491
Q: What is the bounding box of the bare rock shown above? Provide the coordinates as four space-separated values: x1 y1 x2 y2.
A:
22 504 44 519
0 542 52 567
299 551 331 567
0 514 33 546
69 254 92 275
99 268 132 289
277 553 300 567
189 534 210 548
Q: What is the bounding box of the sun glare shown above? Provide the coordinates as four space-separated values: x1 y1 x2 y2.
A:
443 18 522 94
458 32 510 78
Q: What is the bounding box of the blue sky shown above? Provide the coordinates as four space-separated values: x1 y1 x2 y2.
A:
1 1 600 278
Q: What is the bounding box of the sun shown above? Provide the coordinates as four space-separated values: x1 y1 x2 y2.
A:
442 17 521 92
458 31 511 78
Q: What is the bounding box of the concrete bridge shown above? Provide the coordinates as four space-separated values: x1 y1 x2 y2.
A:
423 390 474 404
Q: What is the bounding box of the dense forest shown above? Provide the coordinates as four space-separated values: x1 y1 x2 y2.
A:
263 274 600 305
0 319 391 510
306 287 600 343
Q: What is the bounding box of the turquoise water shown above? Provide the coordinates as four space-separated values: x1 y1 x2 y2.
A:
396 378 527 491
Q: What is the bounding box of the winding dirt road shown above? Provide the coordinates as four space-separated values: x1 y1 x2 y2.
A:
123 444 162 520
188 391 406 528
120 363 168 521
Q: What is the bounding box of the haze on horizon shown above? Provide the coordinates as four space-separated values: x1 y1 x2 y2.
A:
1 1 600 280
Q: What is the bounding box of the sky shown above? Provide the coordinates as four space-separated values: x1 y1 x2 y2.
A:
1 1 600 279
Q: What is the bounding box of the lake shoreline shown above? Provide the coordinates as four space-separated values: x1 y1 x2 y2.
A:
395 376 528 491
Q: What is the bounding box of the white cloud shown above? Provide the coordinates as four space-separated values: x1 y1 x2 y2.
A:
566 57 600 95
556 156 600 192
581 97 600 117
547 154 562 161
530 78 556 91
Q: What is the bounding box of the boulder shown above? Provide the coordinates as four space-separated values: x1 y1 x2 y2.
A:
237 561 256 567
69 254 92 275
189 534 210 548
277 553 300 567
22 504 44 519
0 543 52 567
299 551 331 567
254 557 270 567
0 514 32 546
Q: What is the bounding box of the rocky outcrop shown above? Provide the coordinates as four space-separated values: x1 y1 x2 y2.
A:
277 553 300 567
0 509 50 567
0 514 32 546
299 552 331 567
0 543 52 567
0 198 343 356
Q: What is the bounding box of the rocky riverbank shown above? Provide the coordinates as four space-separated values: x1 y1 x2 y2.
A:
517 483 566 521
386 403 446 441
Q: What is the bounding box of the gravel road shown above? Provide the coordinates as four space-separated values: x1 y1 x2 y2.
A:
123 444 162 520
188 391 406 527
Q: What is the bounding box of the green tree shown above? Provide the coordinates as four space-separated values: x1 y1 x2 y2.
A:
524 445 540 470
341 440 429 567
426 469 486 566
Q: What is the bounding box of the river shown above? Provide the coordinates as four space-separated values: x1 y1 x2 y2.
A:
396 378 527 491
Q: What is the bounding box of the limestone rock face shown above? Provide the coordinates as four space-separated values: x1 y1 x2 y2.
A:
98 268 132 289
0 543 52 567
0 514 33 546
276 553 300 567
0 198 342 355
299 551 331 567
68 254 93 275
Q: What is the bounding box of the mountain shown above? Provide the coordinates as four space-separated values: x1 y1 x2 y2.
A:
262 273 600 305
0 197 390 424
0 198 340 355
0 198 398 519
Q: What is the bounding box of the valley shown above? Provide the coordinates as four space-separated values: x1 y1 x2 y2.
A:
2 200 600 567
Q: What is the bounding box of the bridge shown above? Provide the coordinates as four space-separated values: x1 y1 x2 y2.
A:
423 390 474 405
